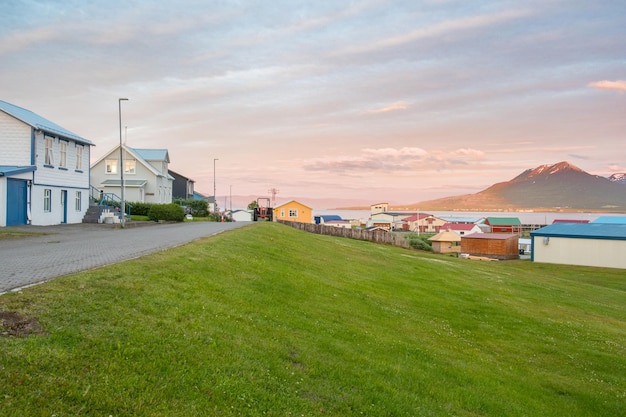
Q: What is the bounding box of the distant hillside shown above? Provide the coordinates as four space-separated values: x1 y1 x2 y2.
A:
413 162 626 211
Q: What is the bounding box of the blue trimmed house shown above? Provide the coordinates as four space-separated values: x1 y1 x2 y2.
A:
90 145 173 204
531 223 626 269
0 100 94 226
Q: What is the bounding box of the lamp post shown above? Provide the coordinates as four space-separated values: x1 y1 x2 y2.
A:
213 158 219 214
118 98 129 227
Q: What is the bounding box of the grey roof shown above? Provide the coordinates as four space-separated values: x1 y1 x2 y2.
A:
0 100 94 146
0 165 37 176
100 179 147 187
132 148 170 163
531 223 626 240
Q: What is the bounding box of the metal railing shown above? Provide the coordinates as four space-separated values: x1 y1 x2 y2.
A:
90 186 132 221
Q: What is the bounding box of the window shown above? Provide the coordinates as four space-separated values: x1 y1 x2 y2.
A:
59 141 67 167
289 209 298 218
76 145 83 170
44 189 51 212
124 159 136 174
105 159 118 174
44 136 54 165
280 209 285 217
75 191 82 211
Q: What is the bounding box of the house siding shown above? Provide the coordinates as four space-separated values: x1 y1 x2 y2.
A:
1 110 91 226
532 236 626 269
0 112 31 165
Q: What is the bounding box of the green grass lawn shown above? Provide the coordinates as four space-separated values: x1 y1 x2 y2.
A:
0 230 47 240
1 223 625 416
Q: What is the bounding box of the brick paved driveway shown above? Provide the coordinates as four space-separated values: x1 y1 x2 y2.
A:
0 222 251 294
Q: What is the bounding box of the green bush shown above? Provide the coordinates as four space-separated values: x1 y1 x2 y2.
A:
173 198 209 217
148 204 185 222
407 234 433 251
128 201 154 216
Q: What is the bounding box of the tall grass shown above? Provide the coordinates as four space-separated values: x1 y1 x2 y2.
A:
1 223 624 416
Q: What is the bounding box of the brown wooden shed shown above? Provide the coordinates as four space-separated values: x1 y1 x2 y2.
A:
461 233 519 260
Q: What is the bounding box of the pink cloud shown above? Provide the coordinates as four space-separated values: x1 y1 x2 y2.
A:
368 101 412 113
588 80 626 92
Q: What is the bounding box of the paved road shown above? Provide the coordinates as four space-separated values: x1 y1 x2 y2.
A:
0 221 251 294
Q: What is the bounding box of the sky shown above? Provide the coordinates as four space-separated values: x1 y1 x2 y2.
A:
1 0 625 206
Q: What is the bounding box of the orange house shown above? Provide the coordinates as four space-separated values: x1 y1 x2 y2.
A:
273 200 313 224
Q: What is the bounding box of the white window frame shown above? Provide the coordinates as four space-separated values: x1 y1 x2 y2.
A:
75 145 83 170
124 159 136 174
75 191 82 211
44 189 52 212
59 141 67 168
289 209 298 218
105 159 118 174
44 136 54 165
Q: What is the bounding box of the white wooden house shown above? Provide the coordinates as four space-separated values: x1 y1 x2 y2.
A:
90 145 173 204
0 100 93 226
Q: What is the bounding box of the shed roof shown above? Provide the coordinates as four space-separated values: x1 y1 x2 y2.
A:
0 100 94 146
0 165 37 176
531 223 626 240
316 215 342 221
428 230 462 242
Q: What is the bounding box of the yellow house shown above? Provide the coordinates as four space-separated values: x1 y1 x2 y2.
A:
273 200 313 224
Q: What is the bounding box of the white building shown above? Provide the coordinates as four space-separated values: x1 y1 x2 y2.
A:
0 100 94 226
91 145 173 204
531 223 626 269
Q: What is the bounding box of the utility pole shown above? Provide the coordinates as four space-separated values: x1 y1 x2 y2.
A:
268 187 279 206
118 98 128 228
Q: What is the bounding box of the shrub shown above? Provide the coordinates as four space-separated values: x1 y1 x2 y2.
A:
173 198 209 217
128 202 154 216
148 204 185 222
407 234 433 251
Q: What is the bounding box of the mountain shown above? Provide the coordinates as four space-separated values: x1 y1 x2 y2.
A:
413 162 626 211
609 173 626 185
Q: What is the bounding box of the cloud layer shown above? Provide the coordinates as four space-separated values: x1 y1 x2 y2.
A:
1 1 625 205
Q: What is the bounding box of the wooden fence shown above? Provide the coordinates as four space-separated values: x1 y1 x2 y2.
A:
278 220 411 249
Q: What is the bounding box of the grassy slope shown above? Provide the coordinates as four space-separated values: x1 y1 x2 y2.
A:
1 223 625 416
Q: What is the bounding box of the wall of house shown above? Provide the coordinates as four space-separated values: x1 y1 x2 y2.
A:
33 132 90 189
532 236 626 269
274 202 312 223
30 184 89 226
0 112 31 165
432 241 461 254
461 237 519 259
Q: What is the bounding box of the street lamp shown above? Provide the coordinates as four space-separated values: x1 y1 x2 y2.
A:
213 158 219 214
119 98 129 227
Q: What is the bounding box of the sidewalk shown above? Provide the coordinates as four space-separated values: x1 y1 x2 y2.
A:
0 221 250 294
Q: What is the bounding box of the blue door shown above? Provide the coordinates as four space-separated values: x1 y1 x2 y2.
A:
7 179 27 226
61 190 67 224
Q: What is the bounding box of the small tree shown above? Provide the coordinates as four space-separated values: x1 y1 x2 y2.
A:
247 200 259 210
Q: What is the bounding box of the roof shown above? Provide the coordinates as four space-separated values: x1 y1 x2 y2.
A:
552 219 590 224
531 223 626 240
462 233 518 240
402 213 433 222
169 170 195 182
0 165 37 176
0 100 94 146
132 148 170 163
315 215 342 221
274 200 313 210
592 216 626 224
439 216 484 224
100 179 147 187
485 217 522 225
441 223 477 231
428 230 462 242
